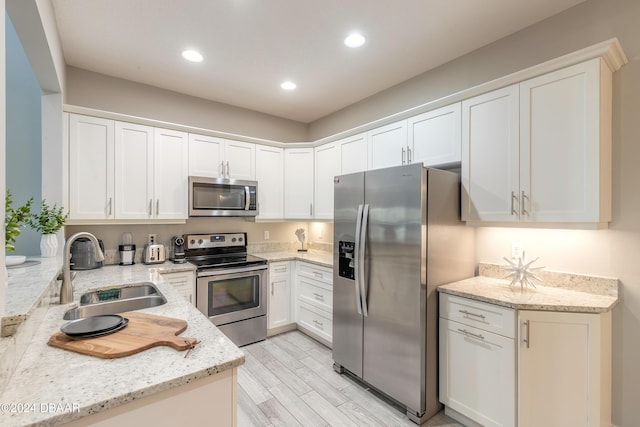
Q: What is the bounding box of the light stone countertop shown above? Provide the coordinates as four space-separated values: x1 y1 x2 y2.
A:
438 276 618 313
251 250 333 268
0 262 244 427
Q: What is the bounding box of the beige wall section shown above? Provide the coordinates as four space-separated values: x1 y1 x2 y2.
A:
65 220 333 255
65 66 308 143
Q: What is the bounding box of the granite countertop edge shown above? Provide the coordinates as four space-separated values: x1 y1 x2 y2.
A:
251 250 333 268
438 276 618 314
0 262 244 427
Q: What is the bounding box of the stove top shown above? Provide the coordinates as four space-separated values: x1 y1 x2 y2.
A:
187 253 267 270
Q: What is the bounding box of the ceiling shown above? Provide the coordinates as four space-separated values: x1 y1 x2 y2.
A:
51 0 586 123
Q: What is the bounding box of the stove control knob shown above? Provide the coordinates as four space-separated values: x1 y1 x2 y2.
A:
190 239 195 245
232 238 236 242
198 239 204 245
239 237 243 242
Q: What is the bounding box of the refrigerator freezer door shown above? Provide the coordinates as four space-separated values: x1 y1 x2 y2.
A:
332 171 365 377
362 163 427 413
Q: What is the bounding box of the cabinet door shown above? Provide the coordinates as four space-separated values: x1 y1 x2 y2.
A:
115 122 154 219
224 140 256 180
520 59 606 222
408 103 461 167
284 148 314 219
339 132 367 174
461 85 519 222
314 142 340 219
154 128 188 219
68 114 115 220
255 145 284 219
440 318 515 427
160 271 195 305
518 310 610 427
188 134 224 178
367 120 407 170
268 263 291 330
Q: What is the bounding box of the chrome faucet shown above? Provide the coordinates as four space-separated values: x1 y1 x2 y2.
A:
60 232 105 304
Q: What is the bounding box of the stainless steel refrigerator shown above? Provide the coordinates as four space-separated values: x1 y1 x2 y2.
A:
332 163 474 424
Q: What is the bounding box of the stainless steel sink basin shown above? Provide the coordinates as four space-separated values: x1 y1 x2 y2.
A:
63 282 167 320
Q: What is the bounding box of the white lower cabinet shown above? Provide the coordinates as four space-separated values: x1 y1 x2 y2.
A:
439 294 515 427
159 271 195 305
518 310 612 427
440 293 612 427
294 261 333 346
267 261 293 332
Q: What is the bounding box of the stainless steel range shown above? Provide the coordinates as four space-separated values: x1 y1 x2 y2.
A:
185 232 267 347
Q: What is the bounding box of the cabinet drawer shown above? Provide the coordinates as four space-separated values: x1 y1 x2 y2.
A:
269 261 290 276
298 301 332 343
298 277 332 312
440 293 515 338
297 262 332 285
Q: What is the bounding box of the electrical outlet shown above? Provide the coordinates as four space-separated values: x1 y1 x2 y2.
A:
148 234 157 245
263 230 270 240
511 242 523 259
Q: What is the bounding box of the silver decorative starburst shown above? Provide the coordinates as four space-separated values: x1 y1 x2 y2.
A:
502 253 544 290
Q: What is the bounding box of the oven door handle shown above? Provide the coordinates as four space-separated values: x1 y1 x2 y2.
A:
197 264 268 277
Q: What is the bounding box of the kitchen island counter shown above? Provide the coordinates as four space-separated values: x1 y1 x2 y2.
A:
0 263 244 427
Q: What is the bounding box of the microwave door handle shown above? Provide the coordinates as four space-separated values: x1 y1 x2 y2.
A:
353 204 364 315
244 186 250 210
359 204 369 317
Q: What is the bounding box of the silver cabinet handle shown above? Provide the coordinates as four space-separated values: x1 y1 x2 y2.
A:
107 197 112 216
220 161 224 176
148 199 152 217
274 267 287 273
523 320 530 348
271 282 274 296
310 203 313 216
407 146 412 163
401 147 406 164
226 161 230 177
458 328 485 341
312 319 324 328
459 309 486 320
511 191 518 216
313 271 323 278
313 292 324 301
521 191 529 216
156 199 160 216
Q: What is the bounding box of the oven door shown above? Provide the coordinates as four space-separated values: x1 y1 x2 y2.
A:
196 265 267 326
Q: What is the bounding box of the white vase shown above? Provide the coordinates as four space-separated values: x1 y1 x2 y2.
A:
40 234 58 257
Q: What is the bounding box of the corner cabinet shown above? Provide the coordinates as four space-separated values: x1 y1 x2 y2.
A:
518 310 612 427
314 142 340 220
160 270 195 305
407 102 462 167
284 148 314 219
462 58 612 226
267 261 294 333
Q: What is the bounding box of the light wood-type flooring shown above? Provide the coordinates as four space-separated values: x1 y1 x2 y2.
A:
237 330 462 427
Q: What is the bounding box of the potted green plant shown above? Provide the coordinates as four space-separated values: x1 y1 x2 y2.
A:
5 190 33 264
27 199 68 257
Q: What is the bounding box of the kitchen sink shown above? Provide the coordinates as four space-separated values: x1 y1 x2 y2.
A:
63 282 167 320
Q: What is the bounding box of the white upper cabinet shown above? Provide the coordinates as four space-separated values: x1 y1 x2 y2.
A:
367 120 408 170
408 103 462 167
284 148 314 219
188 134 255 180
69 114 115 220
339 132 367 175
314 142 340 219
255 145 284 220
519 58 610 224
461 85 520 222
462 58 612 226
153 128 189 219
114 122 155 219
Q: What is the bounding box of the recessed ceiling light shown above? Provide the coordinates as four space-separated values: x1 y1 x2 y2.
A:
281 81 297 91
182 49 203 63
344 33 366 48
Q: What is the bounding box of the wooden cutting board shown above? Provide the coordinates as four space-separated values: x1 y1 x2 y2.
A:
48 311 198 359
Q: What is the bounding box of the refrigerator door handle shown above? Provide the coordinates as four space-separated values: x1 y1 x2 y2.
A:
359 204 370 317
353 204 364 315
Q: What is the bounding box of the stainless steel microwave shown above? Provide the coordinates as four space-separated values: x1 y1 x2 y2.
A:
189 176 258 217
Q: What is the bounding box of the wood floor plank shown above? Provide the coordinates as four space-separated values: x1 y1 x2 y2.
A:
268 382 328 427
340 383 416 426
300 355 353 391
300 390 361 427
337 400 389 427
294 364 349 407
237 385 273 427
243 351 282 388
270 333 312 360
264 358 313 396
238 365 273 405
258 397 304 427
263 340 305 369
